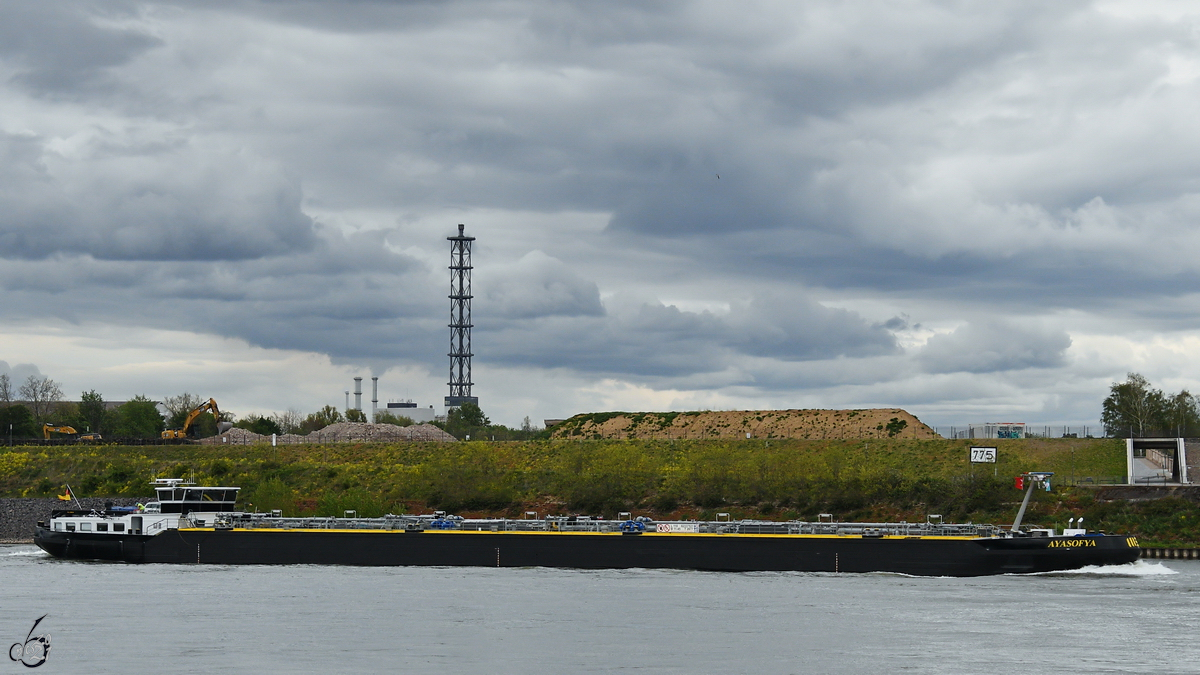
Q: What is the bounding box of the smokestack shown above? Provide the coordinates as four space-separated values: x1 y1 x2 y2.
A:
354 377 363 411
371 376 379 424
345 390 350 411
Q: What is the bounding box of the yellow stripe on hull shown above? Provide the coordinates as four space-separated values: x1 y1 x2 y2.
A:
179 527 982 541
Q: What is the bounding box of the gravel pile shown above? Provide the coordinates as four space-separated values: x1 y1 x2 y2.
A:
304 422 456 442
200 423 455 444
213 427 265 444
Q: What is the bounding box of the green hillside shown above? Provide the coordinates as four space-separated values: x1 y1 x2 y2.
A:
0 436 1127 518
13 437 1200 545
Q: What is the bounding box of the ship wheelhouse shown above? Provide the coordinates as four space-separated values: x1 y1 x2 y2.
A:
46 478 240 537
150 478 239 515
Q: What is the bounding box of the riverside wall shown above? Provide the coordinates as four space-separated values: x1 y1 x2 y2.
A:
1092 485 1200 502
0 497 148 543
1141 548 1200 559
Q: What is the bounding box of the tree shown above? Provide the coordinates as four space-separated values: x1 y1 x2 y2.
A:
234 414 282 436
0 374 11 404
19 375 62 423
1102 373 1166 437
298 405 343 434
445 402 490 440
79 390 106 434
161 393 229 437
163 393 203 428
270 408 303 434
1161 390 1200 437
188 413 224 438
113 395 165 438
345 408 367 423
48 402 81 428
454 402 489 427
375 411 414 427
0 404 37 439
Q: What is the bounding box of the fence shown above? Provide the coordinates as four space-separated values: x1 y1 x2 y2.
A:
932 426 1099 439
1057 476 1127 486
8 437 194 446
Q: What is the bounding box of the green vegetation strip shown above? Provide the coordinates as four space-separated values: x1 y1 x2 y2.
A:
3 437 1191 545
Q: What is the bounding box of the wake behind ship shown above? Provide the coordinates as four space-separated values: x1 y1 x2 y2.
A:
34 479 1140 576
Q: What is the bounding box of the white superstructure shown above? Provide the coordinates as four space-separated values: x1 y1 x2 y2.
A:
47 478 240 536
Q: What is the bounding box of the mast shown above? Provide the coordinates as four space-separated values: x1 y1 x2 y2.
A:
445 224 478 409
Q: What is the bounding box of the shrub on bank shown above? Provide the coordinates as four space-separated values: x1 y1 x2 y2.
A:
0 437 1139 530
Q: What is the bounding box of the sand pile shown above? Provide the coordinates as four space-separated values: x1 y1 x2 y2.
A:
551 409 937 440
201 423 455 444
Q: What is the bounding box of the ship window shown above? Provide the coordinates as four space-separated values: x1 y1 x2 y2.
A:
113 523 125 532
97 523 109 532
54 522 62 531
158 489 173 501
185 489 202 501
65 523 75 532
173 489 185 501
80 522 92 531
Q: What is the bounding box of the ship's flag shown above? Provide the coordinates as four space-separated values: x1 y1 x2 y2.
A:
57 486 73 501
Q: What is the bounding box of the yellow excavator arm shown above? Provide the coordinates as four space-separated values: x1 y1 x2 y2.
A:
162 398 233 439
42 424 78 440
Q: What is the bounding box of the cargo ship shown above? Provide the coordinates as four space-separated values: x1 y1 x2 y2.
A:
33 477 1140 576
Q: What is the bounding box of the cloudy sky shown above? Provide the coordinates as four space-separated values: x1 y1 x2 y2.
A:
2 0 1200 428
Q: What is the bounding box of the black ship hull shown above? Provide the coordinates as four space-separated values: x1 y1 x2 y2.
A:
33 528 1140 576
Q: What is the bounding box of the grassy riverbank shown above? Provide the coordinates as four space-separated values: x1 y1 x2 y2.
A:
5 437 1191 544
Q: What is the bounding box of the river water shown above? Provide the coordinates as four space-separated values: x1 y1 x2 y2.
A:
0 544 1195 674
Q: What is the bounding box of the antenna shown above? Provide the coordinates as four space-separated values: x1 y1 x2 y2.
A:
446 224 479 410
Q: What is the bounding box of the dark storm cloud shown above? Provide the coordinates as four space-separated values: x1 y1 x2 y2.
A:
482 292 896 378
0 227 440 366
0 0 1196 422
484 251 604 319
481 304 728 378
723 295 898 361
240 0 1200 320
0 3 156 94
212 1 1075 228
918 322 1072 374
0 131 316 261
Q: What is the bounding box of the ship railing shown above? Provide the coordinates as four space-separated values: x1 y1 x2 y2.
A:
456 519 622 533
759 521 1001 538
225 514 421 530
210 514 1004 537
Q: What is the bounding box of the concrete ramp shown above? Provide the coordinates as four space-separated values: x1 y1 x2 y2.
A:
1126 438 1188 484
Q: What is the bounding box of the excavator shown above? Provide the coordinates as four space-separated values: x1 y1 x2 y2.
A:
162 398 234 439
42 424 102 441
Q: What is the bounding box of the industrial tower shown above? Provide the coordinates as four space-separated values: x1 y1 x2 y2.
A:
445 223 478 409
